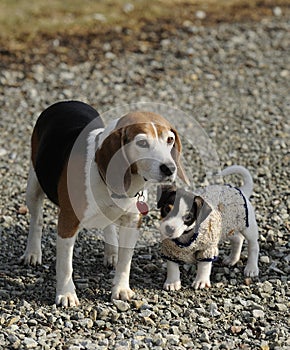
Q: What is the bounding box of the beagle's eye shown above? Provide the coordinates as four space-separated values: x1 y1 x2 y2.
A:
136 139 149 148
167 136 174 145
182 212 194 225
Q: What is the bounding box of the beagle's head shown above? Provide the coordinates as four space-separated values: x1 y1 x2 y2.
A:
95 111 189 195
157 185 208 239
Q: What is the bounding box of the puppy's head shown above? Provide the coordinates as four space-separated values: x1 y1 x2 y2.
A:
157 185 206 239
96 111 189 195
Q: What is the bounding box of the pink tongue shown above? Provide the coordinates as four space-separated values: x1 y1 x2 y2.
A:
136 201 149 215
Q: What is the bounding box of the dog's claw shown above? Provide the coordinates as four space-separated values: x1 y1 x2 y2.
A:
163 280 181 291
104 254 118 268
20 252 42 266
244 265 259 277
192 279 211 289
104 244 118 268
223 255 239 266
111 285 135 301
55 292 80 308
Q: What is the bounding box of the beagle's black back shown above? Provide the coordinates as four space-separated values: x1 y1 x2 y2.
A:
32 101 104 205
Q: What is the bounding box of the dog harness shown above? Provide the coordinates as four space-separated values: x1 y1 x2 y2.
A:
161 184 249 264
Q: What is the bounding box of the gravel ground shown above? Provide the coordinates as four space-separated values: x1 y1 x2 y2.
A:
0 15 290 350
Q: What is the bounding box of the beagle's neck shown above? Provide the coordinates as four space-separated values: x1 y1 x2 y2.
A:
126 173 147 197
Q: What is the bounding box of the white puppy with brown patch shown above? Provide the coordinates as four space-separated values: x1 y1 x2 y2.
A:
21 100 189 306
157 165 259 291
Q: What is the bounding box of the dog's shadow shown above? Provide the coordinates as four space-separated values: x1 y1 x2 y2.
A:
1 225 167 306
5 223 267 307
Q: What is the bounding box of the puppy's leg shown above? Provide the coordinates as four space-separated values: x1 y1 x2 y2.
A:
111 214 139 301
163 261 181 291
223 232 244 266
20 165 44 265
103 224 118 268
243 207 259 277
192 261 212 289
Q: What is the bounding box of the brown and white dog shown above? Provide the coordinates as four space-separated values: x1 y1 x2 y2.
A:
21 100 189 307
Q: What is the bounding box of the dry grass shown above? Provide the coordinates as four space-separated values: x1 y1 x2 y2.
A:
0 0 289 52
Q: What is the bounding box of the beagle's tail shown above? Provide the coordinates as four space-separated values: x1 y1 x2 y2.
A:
220 165 253 198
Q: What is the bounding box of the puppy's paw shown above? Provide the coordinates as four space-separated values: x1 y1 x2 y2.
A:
192 278 211 289
223 255 239 266
20 251 42 266
244 264 259 277
163 280 181 291
111 285 135 301
55 292 80 308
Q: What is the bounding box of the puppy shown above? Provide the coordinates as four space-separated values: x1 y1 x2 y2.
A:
21 100 189 306
157 165 259 291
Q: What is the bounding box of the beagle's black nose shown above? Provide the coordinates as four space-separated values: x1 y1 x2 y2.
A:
165 225 175 237
160 163 176 176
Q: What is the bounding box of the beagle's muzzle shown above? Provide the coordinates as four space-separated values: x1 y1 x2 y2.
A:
21 100 189 307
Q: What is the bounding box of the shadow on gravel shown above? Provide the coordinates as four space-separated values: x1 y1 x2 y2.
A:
1 223 277 306
1 226 165 305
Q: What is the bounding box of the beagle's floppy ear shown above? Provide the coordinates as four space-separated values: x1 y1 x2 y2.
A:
171 128 190 185
95 128 131 195
157 184 176 209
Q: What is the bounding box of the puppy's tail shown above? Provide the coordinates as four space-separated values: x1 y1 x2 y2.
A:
220 165 253 198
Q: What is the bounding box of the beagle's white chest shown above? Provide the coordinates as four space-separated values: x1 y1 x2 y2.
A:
79 122 146 229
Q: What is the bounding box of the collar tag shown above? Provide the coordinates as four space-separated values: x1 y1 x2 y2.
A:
136 191 149 215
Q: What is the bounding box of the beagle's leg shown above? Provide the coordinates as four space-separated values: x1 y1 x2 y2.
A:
20 165 44 265
103 224 118 268
163 261 181 291
223 232 244 266
243 205 259 277
111 214 139 301
192 261 212 289
55 234 79 307
55 209 80 307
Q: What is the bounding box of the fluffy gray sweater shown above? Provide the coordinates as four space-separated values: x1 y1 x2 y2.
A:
161 185 249 264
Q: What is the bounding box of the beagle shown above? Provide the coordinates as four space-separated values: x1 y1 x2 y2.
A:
21 100 189 307
157 165 259 291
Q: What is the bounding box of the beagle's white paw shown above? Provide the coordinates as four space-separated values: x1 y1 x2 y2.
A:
163 280 181 291
104 244 118 268
111 285 135 301
55 292 80 307
192 278 211 289
20 250 42 266
104 253 118 268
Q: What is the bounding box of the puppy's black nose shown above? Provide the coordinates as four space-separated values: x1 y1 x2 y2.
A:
165 225 175 237
160 163 176 176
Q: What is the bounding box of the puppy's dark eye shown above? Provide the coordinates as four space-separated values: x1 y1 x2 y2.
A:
182 212 194 225
161 204 173 218
164 204 173 214
167 136 174 145
136 139 149 148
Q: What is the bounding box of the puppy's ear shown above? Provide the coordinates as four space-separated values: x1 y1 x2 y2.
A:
194 196 212 222
95 128 131 195
157 184 176 208
171 128 190 185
